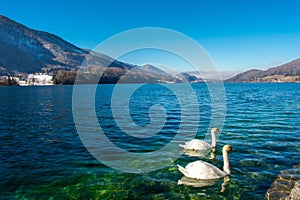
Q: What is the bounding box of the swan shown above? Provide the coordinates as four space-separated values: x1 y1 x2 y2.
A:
179 128 220 151
177 145 233 179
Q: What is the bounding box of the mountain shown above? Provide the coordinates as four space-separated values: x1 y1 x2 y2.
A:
185 70 241 81
0 15 90 74
226 59 300 82
0 15 195 84
0 15 131 73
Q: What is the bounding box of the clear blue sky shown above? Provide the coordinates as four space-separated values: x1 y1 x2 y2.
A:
1 0 300 71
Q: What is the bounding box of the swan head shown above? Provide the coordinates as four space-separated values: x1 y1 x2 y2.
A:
211 128 220 133
223 145 233 152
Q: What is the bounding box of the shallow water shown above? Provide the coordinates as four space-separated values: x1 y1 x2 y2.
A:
0 83 299 199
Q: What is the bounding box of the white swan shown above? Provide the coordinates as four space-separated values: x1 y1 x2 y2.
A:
179 128 220 151
177 145 233 179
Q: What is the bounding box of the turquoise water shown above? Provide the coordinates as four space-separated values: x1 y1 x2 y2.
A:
0 83 299 199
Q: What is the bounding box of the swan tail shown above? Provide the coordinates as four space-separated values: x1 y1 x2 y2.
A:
179 144 186 148
177 164 190 177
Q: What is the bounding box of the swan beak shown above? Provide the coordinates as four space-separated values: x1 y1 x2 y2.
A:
230 147 234 152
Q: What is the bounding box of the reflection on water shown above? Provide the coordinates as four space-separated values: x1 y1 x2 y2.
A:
177 176 230 192
178 176 219 188
0 83 299 199
181 148 216 159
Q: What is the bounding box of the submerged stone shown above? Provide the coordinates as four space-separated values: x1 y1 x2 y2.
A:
265 165 300 200
290 181 300 200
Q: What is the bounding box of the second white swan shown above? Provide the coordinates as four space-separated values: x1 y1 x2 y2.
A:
179 128 220 151
177 145 233 179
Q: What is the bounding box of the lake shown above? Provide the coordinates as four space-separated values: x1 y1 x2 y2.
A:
0 83 299 199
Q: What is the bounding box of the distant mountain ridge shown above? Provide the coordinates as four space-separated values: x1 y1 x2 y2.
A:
226 59 300 82
185 70 240 81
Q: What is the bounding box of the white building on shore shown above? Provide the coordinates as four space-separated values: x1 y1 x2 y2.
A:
19 73 54 86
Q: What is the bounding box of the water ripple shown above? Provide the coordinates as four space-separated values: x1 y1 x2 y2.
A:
0 83 299 199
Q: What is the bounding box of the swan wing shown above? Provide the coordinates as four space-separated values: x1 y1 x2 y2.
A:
184 160 227 179
182 139 212 150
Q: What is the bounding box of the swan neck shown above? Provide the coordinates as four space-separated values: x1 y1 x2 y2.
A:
211 130 217 147
222 150 231 175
